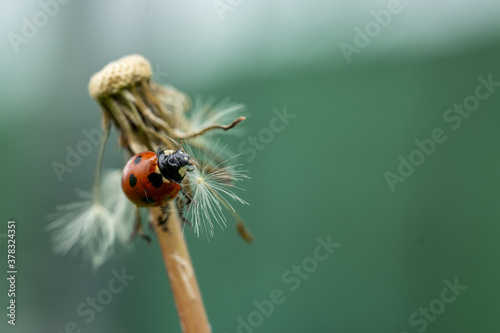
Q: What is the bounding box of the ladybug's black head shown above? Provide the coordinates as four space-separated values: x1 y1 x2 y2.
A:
157 148 193 183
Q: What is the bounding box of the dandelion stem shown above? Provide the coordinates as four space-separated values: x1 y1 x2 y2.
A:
150 204 211 333
92 122 111 205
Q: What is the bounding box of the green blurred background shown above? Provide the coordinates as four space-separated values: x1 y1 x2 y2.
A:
1 1 500 332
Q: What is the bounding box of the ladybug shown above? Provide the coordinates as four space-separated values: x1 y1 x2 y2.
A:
122 148 193 207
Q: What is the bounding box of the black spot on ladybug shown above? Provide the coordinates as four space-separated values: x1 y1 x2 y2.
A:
129 174 137 187
142 196 155 205
148 172 163 189
134 155 142 165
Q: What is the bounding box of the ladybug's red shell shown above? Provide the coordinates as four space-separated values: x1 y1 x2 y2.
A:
122 152 181 207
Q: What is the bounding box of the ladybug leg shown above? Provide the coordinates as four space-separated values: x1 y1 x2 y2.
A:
130 207 152 244
175 195 192 228
156 201 191 232
181 189 193 207
172 179 193 228
157 206 170 232
180 179 193 207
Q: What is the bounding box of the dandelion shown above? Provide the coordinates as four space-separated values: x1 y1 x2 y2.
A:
183 140 253 242
46 170 134 268
48 54 252 333
47 121 135 268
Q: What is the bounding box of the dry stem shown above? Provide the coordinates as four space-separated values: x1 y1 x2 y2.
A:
150 205 211 333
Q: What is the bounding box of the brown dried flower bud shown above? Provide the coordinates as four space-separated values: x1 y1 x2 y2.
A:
88 54 192 154
88 54 152 99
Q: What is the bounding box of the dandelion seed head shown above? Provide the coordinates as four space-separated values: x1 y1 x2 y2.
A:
47 170 135 268
182 141 249 240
